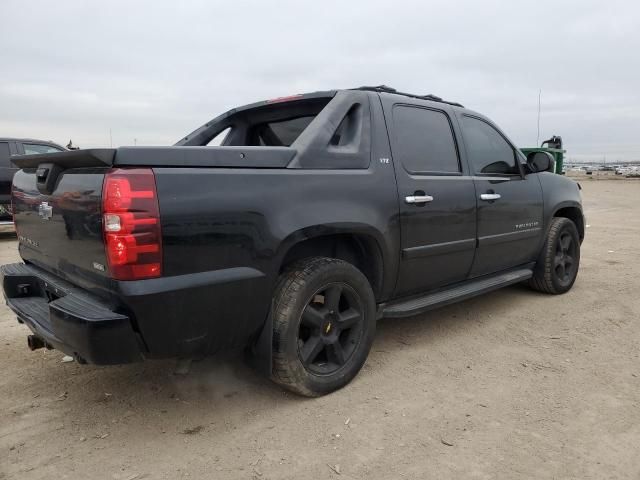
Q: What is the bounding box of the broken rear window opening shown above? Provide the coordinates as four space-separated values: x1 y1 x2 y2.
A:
250 116 315 147
180 96 332 148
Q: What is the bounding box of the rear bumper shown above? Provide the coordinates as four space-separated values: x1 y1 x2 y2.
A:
1 263 143 364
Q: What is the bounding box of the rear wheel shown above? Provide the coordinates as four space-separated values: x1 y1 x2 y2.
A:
529 217 580 294
271 257 376 397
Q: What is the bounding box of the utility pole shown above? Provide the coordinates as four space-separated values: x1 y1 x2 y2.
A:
109 128 113 148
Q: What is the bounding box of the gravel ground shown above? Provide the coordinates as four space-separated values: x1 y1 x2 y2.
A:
1 179 639 480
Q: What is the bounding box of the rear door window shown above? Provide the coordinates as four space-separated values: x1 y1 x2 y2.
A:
23 143 63 155
391 105 460 174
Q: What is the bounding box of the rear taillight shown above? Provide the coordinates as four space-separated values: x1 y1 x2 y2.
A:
102 168 162 280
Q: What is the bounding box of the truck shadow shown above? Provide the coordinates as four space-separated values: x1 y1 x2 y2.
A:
75 284 534 400
373 283 535 352
5 284 540 445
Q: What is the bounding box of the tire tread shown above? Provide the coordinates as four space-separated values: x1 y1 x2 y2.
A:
529 217 579 294
271 257 372 397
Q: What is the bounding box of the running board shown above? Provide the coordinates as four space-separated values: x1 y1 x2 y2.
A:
381 268 533 319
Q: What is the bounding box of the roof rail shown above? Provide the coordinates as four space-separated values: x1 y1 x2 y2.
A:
353 85 464 108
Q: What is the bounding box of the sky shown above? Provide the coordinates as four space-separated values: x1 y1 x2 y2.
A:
1 0 639 162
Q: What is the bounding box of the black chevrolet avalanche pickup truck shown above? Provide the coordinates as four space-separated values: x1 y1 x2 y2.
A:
1 86 584 396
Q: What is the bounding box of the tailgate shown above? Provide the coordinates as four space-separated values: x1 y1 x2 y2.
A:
11 149 115 293
10 145 295 292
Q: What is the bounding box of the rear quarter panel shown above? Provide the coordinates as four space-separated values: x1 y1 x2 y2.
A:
145 164 399 355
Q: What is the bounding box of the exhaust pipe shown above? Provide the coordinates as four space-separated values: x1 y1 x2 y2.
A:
27 335 46 351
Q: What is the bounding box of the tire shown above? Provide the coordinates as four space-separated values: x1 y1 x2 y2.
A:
529 217 581 294
271 257 376 397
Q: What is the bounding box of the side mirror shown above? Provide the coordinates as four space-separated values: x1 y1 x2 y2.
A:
526 151 555 173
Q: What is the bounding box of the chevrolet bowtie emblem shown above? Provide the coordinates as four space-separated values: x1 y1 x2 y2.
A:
38 201 52 220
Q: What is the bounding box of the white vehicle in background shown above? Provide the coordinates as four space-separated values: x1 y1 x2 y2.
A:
625 167 640 178
616 166 640 176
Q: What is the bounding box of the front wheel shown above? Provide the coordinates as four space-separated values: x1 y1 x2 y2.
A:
271 257 376 397
529 217 581 294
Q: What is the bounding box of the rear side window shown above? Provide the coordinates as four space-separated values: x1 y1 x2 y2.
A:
0 142 10 166
391 105 460 173
462 116 519 175
23 143 63 155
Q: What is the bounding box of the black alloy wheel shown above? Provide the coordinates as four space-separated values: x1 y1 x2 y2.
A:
271 257 376 397
529 216 581 294
554 230 578 286
297 283 365 375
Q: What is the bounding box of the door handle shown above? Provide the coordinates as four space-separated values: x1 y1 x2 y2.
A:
405 195 434 204
480 193 501 201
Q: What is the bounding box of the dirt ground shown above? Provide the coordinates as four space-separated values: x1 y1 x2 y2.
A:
1 179 639 480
